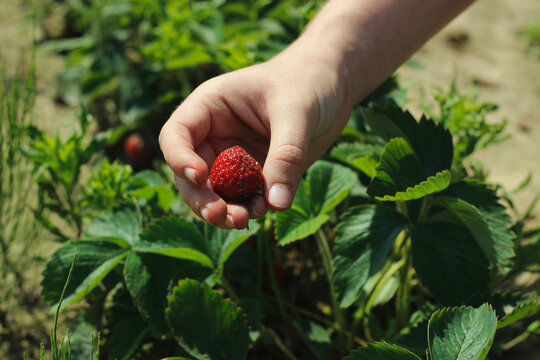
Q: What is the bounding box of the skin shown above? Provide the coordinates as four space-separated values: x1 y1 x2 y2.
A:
159 0 475 229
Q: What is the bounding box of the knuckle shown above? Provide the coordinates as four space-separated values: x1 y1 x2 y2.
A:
271 143 306 172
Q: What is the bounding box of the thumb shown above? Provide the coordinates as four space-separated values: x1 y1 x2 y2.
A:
263 115 310 211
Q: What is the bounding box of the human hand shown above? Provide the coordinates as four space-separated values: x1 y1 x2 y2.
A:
159 51 352 229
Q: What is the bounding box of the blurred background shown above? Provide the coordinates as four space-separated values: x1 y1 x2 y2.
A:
0 0 538 358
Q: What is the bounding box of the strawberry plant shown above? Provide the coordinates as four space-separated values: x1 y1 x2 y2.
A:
24 108 108 239
36 80 540 358
38 0 324 151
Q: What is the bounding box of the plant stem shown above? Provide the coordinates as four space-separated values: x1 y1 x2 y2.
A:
53 254 77 358
396 201 409 222
352 228 411 342
220 277 241 303
256 223 264 302
261 326 299 360
284 303 334 329
365 258 406 313
262 214 286 318
357 257 406 343
396 236 413 330
314 229 347 341
501 320 540 351
417 196 432 226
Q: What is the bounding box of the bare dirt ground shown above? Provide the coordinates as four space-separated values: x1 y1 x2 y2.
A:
1 0 538 358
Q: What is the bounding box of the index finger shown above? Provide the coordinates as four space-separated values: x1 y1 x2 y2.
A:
159 92 213 185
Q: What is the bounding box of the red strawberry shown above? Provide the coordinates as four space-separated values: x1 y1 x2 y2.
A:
124 133 150 166
210 146 262 199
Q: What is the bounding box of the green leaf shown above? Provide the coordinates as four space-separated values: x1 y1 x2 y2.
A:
238 299 263 342
497 299 540 329
135 217 214 268
343 343 421 360
333 205 408 308
275 161 356 245
38 36 94 52
362 104 453 177
58 252 127 311
166 279 250 360
295 318 331 357
204 221 260 267
41 241 127 308
367 138 425 199
66 315 98 359
131 169 165 187
107 315 150 360
83 207 141 246
145 248 214 269
433 196 502 268
308 160 358 214
442 180 515 270
130 186 176 210
290 178 312 214
124 252 212 339
375 170 451 201
275 207 329 246
331 142 383 178
411 222 490 305
428 304 497 360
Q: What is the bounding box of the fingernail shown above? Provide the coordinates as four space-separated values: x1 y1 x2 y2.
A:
184 167 198 184
268 184 292 209
201 207 209 221
227 214 234 227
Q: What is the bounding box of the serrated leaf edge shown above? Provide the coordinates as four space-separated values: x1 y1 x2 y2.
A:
428 303 497 360
497 299 540 329
375 170 451 201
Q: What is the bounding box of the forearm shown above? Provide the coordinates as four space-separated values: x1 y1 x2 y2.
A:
286 0 475 106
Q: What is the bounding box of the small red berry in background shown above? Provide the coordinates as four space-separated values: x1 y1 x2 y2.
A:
210 146 262 200
124 133 150 166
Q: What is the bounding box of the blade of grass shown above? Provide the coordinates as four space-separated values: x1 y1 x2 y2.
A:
52 254 77 360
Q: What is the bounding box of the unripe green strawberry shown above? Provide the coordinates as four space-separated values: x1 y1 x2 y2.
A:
210 146 262 199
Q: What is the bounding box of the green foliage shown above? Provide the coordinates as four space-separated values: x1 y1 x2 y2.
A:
275 160 357 245
330 142 382 178
362 105 454 177
441 180 516 271
166 279 251 360
428 304 497 360
421 80 508 167
25 118 184 239
519 20 540 59
40 0 324 136
36 87 540 358
411 222 491 305
497 299 540 329
41 206 260 356
25 256 102 360
82 160 133 211
343 343 421 360
344 303 534 360
333 205 407 308
29 25 539 356
25 108 108 239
